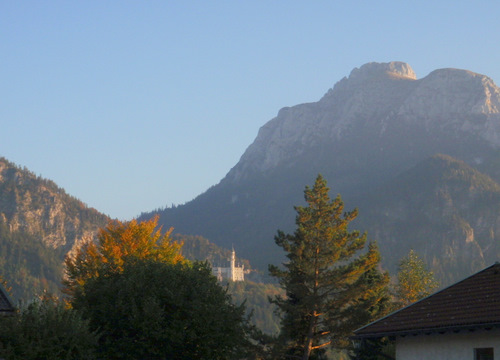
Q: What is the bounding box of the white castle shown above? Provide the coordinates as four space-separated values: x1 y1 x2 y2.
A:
212 248 245 282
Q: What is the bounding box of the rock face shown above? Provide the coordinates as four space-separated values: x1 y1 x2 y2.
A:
0 158 109 255
227 62 500 183
0 158 110 300
147 61 500 284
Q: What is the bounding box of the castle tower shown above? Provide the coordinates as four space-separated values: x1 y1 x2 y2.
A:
230 247 236 281
212 247 245 282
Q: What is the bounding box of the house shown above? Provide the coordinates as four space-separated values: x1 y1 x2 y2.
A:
0 283 15 315
353 263 500 360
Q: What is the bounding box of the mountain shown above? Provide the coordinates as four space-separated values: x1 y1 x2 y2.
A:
355 154 500 284
0 158 110 300
142 62 500 283
0 159 270 305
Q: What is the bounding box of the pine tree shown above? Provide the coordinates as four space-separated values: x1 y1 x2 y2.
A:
269 175 389 359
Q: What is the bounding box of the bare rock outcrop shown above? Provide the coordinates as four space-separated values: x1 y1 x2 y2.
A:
0 158 109 255
227 62 500 182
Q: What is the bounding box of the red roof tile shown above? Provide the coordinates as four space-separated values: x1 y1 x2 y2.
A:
355 263 500 338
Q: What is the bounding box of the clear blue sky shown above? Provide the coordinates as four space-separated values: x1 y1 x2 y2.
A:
2 1 499 220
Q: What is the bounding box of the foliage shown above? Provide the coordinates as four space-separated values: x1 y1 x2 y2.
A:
396 249 439 307
353 338 395 360
228 280 284 335
72 258 253 360
176 233 283 335
64 216 184 297
0 221 63 302
0 298 98 360
269 175 390 359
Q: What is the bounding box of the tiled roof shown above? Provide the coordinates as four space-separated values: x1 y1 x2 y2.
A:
355 263 500 338
0 283 14 313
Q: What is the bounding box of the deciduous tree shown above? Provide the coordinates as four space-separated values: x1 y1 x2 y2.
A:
269 175 389 360
396 249 438 307
0 298 98 360
72 259 253 360
64 216 184 297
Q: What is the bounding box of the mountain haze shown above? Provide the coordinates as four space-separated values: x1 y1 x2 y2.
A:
356 154 500 283
143 62 500 283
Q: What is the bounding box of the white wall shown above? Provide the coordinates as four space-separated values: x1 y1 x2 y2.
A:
396 328 500 360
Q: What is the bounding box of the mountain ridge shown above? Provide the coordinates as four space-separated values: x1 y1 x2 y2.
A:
0 157 110 300
227 62 500 184
0 157 110 254
144 62 500 283
356 154 500 283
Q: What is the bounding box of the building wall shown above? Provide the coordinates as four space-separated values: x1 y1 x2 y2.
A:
231 266 244 281
211 249 245 282
396 328 500 360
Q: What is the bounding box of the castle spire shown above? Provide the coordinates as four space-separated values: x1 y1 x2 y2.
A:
230 246 236 281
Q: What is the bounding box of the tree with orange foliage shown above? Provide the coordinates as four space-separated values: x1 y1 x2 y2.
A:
64 216 184 297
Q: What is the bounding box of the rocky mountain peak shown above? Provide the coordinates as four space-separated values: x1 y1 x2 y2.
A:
397 68 500 145
320 61 417 105
414 68 500 115
347 61 417 82
226 62 500 183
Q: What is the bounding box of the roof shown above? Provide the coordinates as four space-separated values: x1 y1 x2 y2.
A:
0 283 15 313
354 263 500 338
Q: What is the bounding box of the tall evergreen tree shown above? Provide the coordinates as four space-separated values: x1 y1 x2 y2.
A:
269 175 389 360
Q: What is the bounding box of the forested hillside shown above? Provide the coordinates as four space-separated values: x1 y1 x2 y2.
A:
355 154 500 284
0 157 109 301
176 234 251 269
0 222 62 301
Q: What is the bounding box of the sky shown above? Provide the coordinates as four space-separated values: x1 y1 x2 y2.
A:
1 1 500 220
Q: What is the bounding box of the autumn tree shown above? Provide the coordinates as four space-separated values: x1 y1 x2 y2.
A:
269 175 390 360
396 249 439 307
64 216 184 297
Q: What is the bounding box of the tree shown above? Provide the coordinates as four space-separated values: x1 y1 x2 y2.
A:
64 216 184 297
0 298 98 360
269 175 390 360
396 249 439 307
72 258 253 360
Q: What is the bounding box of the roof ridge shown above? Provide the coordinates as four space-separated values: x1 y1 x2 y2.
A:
354 262 500 337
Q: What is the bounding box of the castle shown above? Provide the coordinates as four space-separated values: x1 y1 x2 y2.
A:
212 248 245 282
